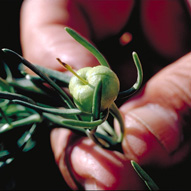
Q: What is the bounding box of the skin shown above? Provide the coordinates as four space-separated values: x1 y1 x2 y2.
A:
20 0 191 190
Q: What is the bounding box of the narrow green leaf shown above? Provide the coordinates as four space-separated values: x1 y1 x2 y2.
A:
62 117 105 128
65 27 110 67
35 64 71 85
0 77 14 93
88 81 121 148
12 99 83 116
0 150 10 158
2 48 75 109
0 108 11 125
131 160 159 191
3 63 13 83
0 158 14 168
96 121 116 137
86 129 110 148
17 123 37 152
43 113 86 133
92 80 102 121
0 114 41 134
0 91 36 104
118 52 143 99
9 77 49 96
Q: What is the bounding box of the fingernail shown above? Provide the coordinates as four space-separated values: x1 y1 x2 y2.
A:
84 179 98 190
124 103 180 154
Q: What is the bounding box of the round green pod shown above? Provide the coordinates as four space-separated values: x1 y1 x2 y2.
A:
69 65 120 113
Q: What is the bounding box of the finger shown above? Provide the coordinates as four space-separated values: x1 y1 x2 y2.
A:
118 53 191 166
50 128 80 190
20 0 99 71
50 128 145 190
141 0 191 59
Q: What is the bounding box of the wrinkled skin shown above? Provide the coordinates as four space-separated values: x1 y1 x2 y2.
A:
20 0 191 190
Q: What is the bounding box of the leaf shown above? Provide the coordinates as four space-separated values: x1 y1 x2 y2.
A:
12 99 83 117
92 79 102 121
3 63 13 83
0 91 36 104
0 150 10 158
0 113 41 134
0 158 14 168
131 160 159 191
0 77 14 107
17 123 37 152
118 52 143 99
10 77 49 96
65 27 110 68
34 64 71 85
109 103 125 143
46 113 106 128
0 77 14 93
43 113 86 133
2 48 75 109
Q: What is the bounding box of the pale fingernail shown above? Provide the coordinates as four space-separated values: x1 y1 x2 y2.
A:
84 179 99 190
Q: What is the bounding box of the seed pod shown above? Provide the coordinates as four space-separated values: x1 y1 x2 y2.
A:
69 65 120 113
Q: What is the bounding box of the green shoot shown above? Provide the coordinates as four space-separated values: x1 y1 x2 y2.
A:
56 58 89 85
65 27 110 68
131 160 159 191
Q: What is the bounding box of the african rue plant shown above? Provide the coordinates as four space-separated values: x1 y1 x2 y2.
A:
0 27 158 190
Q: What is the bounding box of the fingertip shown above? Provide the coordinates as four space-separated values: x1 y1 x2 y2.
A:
120 103 189 166
69 138 145 190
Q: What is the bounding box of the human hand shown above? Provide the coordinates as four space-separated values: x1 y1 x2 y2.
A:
20 0 191 190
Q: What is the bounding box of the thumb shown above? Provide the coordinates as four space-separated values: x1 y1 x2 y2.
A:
119 53 191 167
20 0 99 72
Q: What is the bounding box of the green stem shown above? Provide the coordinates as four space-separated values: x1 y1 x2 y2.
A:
110 103 125 143
57 58 88 85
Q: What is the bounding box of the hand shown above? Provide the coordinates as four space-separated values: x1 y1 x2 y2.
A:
20 0 191 190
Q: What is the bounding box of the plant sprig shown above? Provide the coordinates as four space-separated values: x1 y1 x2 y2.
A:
65 27 110 68
1 48 124 151
0 27 148 190
118 52 143 98
131 160 159 190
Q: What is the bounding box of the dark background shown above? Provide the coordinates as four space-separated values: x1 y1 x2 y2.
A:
0 0 191 190
0 0 22 53
0 0 70 190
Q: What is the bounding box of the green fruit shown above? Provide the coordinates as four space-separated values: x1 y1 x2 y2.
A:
69 65 120 113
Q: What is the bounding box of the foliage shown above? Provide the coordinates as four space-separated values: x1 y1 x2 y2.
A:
0 27 158 190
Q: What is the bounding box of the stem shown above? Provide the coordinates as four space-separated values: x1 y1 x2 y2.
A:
56 58 88 85
110 103 125 143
